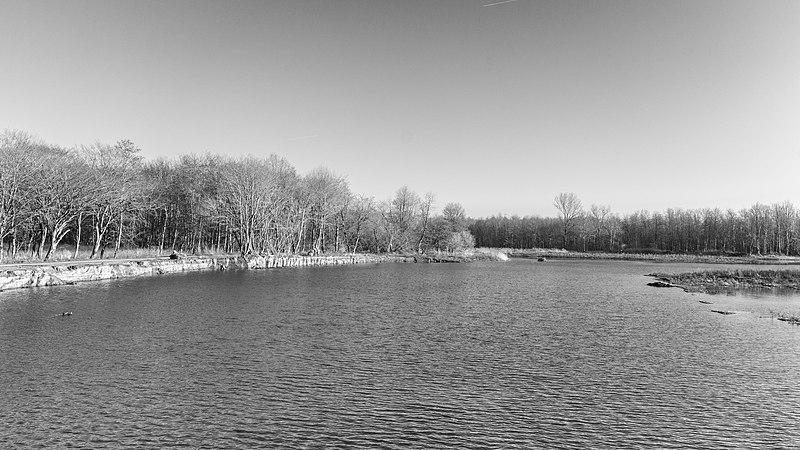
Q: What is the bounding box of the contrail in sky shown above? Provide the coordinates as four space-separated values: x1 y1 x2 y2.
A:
483 0 519 7
286 134 317 142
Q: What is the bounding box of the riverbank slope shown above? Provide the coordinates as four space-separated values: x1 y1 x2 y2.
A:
0 254 407 292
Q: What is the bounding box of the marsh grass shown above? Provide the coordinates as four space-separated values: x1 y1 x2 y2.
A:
656 269 800 286
498 248 800 265
0 246 230 265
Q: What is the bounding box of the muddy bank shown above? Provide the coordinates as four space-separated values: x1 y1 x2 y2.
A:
0 254 407 292
647 269 800 325
647 269 800 293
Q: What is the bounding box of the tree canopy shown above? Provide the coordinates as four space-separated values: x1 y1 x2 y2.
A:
0 130 473 261
4 129 799 261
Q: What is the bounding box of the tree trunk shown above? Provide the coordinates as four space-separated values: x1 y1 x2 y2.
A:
171 223 179 252
317 217 325 254
417 216 429 254
159 207 168 255
216 222 222 253
43 230 57 262
113 212 123 258
335 220 340 253
44 223 70 262
296 211 306 254
73 212 82 259
90 223 103 259
37 225 48 260
196 217 203 255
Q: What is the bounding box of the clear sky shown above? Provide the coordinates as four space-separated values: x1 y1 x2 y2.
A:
2 0 799 218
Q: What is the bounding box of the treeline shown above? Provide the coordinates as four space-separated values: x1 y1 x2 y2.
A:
0 130 473 261
7 129 797 261
470 193 800 256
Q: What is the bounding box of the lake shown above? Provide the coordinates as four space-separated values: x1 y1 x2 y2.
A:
1 259 799 448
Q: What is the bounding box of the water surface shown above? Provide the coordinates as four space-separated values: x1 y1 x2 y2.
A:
1 259 799 448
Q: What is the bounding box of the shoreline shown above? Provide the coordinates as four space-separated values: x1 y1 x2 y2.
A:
647 269 800 293
7 247 798 294
0 253 409 293
505 249 800 265
0 249 511 293
647 269 800 325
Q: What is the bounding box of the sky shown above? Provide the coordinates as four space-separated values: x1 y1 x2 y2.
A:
2 0 799 218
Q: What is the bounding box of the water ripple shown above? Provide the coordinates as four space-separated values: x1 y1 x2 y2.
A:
1 261 799 448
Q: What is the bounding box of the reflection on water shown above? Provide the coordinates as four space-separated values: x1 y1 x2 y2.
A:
1 259 799 448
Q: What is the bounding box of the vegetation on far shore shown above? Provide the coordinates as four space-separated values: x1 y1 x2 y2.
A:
647 269 800 324
650 269 800 291
0 130 476 263
471 195 800 257
4 129 800 268
502 248 800 265
0 244 508 268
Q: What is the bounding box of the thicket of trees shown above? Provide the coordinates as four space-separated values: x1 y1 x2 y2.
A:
5 130 797 261
471 192 800 256
0 130 473 261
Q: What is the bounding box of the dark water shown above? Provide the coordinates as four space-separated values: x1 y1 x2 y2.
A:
1 259 799 449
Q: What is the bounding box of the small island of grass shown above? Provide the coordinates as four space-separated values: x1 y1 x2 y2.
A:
648 269 800 325
648 269 800 292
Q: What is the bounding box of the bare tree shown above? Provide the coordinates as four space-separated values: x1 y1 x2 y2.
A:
589 204 611 250
79 140 145 258
218 156 268 255
0 131 40 260
416 192 435 253
442 202 467 232
343 195 374 254
386 186 419 252
217 154 300 255
553 192 583 249
28 146 93 261
303 167 349 254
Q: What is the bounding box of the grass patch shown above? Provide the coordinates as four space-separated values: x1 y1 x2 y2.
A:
652 269 800 289
496 248 800 265
0 246 231 265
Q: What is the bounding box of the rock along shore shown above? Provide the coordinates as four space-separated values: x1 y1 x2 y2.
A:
0 254 408 292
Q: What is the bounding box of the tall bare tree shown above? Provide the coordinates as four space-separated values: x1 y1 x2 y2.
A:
218 156 271 255
303 167 349 254
0 131 39 260
381 186 419 252
28 147 93 261
79 140 145 258
217 154 299 255
416 192 435 253
588 204 611 250
553 192 583 249
442 202 467 232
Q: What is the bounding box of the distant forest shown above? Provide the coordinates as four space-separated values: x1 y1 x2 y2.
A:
471 192 800 256
2 130 798 261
